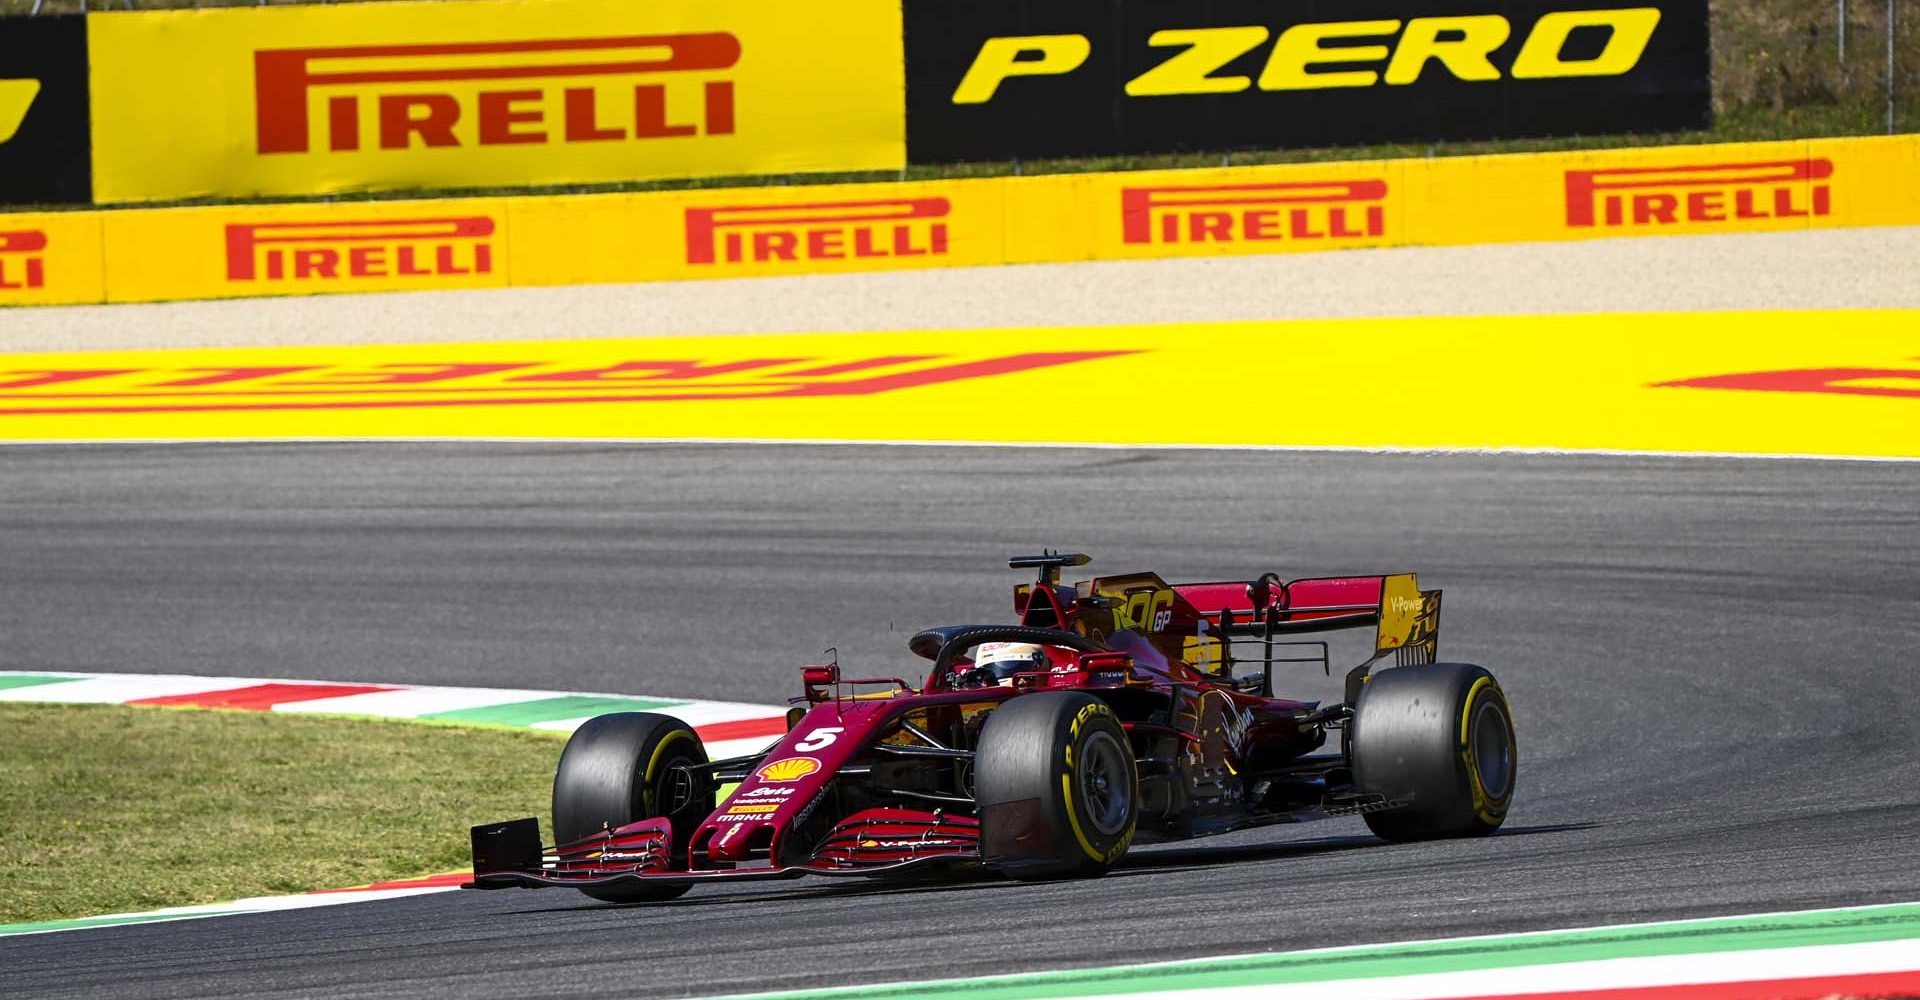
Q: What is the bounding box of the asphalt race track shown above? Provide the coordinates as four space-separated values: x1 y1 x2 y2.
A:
3 442 1918 999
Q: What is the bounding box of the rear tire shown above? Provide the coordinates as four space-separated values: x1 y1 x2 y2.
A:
1350 663 1516 842
976 692 1137 880
552 712 712 902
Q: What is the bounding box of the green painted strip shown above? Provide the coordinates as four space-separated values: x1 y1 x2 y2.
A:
0 909 253 937
0 674 88 691
421 694 686 727
709 902 1920 1000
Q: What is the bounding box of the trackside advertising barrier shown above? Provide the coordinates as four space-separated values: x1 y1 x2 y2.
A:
3 134 1914 307
0 212 104 306
84 0 905 204
0 16 93 205
24 0 1722 208
903 0 1712 163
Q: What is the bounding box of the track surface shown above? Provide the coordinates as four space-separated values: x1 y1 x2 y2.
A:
3 443 1918 998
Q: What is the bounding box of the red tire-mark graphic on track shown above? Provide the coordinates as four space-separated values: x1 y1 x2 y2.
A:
0 352 1134 416
1658 365 1920 399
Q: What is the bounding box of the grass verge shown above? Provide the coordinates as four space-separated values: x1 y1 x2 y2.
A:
0 702 560 925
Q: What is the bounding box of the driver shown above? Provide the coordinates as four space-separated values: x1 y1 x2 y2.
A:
964 641 1050 687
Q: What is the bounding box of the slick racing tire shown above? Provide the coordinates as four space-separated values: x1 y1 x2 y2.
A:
1350 663 1516 842
553 712 713 903
976 692 1137 880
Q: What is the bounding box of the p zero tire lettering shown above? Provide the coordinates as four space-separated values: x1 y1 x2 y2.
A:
1511 8 1662 79
905 0 1705 161
1383 16 1510 84
1258 20 1401 91
952 35 1091 104
1125 27 1270 97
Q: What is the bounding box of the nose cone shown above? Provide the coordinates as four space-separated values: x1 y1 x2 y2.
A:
695 768 816 863
694 699 888 867
704 816 776 862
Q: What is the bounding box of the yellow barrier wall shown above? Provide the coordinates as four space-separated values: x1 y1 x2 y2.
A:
0 212 105 307
2 134 1914 308
88 0 905 204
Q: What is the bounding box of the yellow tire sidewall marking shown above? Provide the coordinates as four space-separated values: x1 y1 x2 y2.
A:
1061 701 1133 864
1457 677 1511 825
642 730 698 816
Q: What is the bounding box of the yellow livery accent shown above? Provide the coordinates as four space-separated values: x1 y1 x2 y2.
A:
641 730 696 815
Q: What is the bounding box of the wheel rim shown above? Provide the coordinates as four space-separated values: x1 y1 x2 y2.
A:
651 754 699 817
1077 730 1133 836
1469 698 1514 800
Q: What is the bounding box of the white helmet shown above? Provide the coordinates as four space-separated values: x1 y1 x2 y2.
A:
970 641 1048 685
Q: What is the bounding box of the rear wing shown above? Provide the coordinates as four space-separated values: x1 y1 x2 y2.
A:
1172 573 1441 696
1174 573 1439 660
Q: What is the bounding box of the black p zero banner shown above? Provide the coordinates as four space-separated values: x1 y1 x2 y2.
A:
905 0 1710 163
0 15 92 204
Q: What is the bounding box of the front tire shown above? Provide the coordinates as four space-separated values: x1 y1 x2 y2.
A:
976 692 1137 880
1350 663 1516 841
552 712 712 902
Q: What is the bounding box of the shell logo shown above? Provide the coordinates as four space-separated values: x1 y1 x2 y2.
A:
755 757 821 782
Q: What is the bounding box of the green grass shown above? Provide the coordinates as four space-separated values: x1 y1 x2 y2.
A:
0 703 560 924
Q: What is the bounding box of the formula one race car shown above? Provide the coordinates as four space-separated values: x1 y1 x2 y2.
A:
465 552 1517 901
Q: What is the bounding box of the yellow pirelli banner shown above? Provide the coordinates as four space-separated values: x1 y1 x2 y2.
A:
508 178 1018 286
0 212 106 308
5 133 1915 306
86 0 905 204
1410 133 1920 243
100 199 514 303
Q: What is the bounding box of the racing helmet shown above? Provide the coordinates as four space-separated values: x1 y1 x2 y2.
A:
969 641 1049 685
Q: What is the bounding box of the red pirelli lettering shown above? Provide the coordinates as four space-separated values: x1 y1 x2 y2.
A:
1565 160 1833 228
1121 181 1388 245
0 229 49 291
686 199 951 266
255 34 740 155
226 217 495 284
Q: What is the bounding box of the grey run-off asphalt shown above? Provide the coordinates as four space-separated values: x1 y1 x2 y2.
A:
1 442 1916 999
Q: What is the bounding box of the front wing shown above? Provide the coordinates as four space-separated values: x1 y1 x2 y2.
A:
464 808 981 890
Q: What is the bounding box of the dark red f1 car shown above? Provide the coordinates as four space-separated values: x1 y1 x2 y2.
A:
466 552 1517 901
